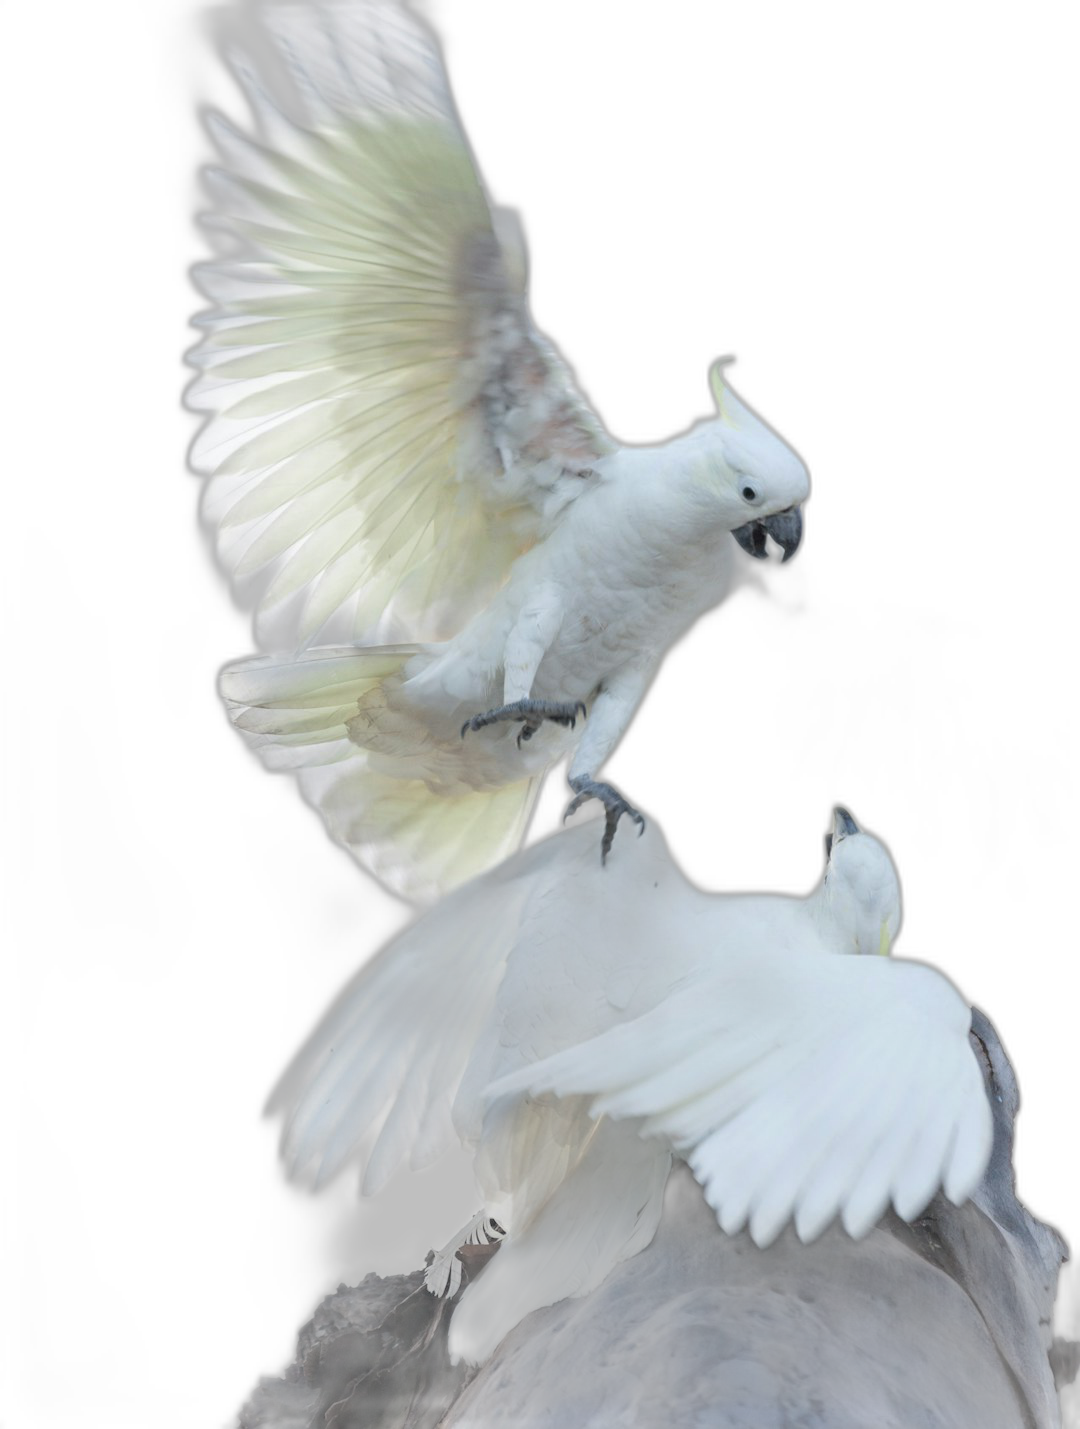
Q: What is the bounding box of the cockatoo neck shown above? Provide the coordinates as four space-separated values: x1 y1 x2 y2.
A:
805 837 902 958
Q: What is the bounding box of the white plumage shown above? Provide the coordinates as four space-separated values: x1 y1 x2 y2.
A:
190 0 810 900
270 807 993 1364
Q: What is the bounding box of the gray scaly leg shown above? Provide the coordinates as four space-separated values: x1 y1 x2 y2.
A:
461 698 587 749
564 775 645 863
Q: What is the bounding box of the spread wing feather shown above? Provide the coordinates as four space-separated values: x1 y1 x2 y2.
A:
267 822 607 1190
491 951 993 1246
269 869 530 1191
189 0 612 649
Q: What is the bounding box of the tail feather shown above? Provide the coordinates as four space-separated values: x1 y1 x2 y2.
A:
303 763 540 902
220 646 540 900
221 647 412 706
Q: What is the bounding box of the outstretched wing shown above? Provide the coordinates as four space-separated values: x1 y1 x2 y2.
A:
267 819 612 1192
189 0 612 649
490 950 993 1248
271 817 682 1194
269 866 531 1193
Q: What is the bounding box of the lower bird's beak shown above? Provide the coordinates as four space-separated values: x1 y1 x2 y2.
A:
824 805 860 858
833 806 859 839
731 505 803 562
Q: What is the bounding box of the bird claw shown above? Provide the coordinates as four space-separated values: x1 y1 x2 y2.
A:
461 699 587 746
564 777 645 863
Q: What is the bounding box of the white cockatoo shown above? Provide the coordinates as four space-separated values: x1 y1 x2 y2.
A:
271 808 993 1365
189 0 809 901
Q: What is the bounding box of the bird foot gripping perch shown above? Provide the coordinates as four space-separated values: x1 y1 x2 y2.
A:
564 776 646 863
424 1213 507 1300
461 698 588 749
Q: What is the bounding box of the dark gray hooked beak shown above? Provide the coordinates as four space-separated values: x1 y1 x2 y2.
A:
824 805 859 858
731 505 803 562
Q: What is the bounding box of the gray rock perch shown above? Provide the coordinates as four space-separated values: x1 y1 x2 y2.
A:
234 1011 1074 1423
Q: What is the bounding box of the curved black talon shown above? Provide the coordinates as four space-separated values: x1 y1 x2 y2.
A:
461 699 588 742
564 776 645 864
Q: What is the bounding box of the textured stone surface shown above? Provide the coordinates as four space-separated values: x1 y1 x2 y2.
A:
238 1270 471 1429
243 1011 1073 1428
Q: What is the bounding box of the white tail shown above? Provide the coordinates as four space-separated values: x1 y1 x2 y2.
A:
220 647 539 901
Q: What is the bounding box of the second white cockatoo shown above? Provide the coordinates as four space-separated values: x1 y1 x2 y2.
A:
270 808 993 1365
189 0 809 901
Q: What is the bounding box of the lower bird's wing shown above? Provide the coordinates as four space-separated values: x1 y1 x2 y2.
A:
268 818 623 1191
270 868 528 1193
450 816 698 1140
490 949 993 1248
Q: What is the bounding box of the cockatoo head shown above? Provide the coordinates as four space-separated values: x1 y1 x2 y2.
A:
707 359 809 561
821 806 902 956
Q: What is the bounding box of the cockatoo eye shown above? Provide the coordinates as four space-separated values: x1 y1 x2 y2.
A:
740 482 761 504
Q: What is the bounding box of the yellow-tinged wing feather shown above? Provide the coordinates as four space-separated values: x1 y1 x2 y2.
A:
189 0 611 649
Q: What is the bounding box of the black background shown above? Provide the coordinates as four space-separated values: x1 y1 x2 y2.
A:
14 5 1074 1423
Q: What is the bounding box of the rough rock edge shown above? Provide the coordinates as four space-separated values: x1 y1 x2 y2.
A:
237 1247 504 1429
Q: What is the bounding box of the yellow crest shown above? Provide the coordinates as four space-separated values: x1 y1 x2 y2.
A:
708 357 747 427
